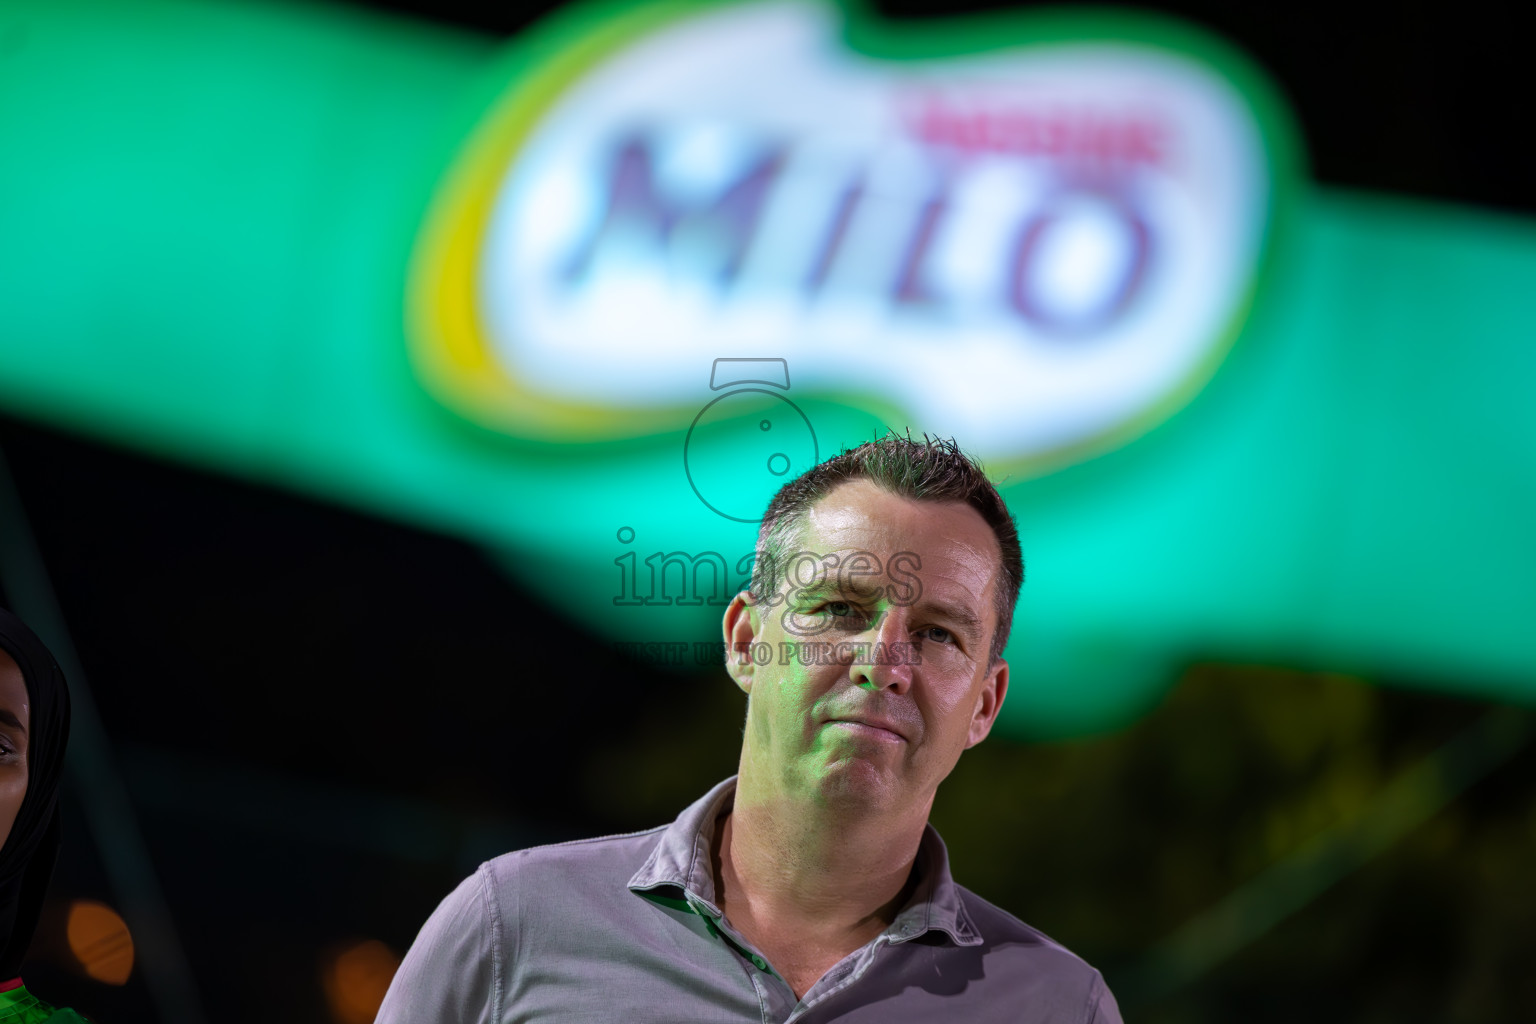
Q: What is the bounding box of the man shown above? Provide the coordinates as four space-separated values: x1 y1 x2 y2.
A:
377 436 1121 1023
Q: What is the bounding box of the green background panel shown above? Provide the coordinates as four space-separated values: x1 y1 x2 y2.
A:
0 0 1531 738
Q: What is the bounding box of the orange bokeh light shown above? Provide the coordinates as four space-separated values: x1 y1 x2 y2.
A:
65 900 135 986
321 939 401 1024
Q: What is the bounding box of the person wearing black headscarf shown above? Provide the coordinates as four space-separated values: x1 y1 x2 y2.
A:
0 607 86 1022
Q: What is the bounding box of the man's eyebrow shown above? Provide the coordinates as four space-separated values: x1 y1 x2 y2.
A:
0 709 25 734
793 577 885 602
921 598 985 638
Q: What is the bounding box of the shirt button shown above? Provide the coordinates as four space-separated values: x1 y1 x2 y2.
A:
751 955 769 971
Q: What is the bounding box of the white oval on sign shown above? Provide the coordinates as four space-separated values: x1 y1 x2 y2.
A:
456 0 1274 469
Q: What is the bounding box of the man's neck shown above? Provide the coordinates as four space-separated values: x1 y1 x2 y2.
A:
712 773 929 996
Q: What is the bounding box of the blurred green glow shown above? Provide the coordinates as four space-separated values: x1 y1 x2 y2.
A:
0 0 1531 737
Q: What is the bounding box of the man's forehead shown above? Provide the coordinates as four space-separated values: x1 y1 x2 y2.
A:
786 480 1001 582
797 479 990 543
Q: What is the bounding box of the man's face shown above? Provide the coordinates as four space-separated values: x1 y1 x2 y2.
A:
723 479 1008 816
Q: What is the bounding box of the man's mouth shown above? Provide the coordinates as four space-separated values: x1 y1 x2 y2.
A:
826 717 908 743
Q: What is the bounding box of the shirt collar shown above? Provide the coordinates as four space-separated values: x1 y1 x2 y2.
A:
627 776 982 947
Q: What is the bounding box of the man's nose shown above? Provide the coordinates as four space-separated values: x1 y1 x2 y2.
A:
849 607 914 695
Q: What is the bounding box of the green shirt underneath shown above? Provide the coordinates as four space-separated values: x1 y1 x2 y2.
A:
0 985 90 1023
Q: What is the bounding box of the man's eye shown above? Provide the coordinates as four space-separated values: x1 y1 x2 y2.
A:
920 625 954 645
819 601 865 623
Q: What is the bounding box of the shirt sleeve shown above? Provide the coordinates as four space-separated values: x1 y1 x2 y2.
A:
375 865 501 1024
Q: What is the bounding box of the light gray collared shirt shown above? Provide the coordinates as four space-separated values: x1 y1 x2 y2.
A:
376 777 1122 1023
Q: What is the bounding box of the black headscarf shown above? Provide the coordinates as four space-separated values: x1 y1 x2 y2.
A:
0 608 71 981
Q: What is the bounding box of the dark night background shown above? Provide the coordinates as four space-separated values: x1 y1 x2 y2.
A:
1 0 1533 1021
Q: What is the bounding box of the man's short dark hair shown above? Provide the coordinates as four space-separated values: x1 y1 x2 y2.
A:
750 434 1024 664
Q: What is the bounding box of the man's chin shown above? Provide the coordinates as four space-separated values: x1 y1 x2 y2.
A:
804 755 908 809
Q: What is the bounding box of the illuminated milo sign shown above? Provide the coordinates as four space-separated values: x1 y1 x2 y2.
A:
560 102 1162 326
412 0 1284 475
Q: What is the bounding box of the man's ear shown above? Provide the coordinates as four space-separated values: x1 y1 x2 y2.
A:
965 657 1009 748
721 592 763 694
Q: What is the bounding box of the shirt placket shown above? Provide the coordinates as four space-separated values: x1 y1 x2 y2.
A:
687 893 799 1023
691 897 917 1024
789 930 910 1023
